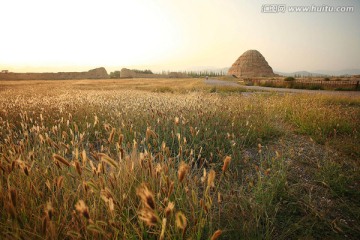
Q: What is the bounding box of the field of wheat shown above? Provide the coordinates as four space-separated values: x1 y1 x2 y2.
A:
0 79 359 239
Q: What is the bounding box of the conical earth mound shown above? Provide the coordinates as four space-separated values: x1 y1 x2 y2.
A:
228 50 275 77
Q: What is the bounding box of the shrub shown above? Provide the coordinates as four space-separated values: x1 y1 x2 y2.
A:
153 86 174 93
308 84 324 90
210 86 217 93
109 71 120 78
284 77 295 82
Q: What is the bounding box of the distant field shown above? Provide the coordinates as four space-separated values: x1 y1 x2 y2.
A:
243 77 360 91
0 79 359 239
0 78 205 92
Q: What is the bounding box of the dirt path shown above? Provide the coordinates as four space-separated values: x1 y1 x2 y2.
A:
205 78 360 97
204 78 240 87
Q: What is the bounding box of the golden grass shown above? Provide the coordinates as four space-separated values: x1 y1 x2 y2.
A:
0 79 359 239
0 78 205 92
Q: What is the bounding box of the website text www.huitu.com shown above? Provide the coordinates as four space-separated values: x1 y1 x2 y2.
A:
261 4 354 13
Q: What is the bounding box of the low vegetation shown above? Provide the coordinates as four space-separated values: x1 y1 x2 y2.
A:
0 79 359 239
254 78 359 91
284 77 295 82
132 69 154 74
109 71 120 79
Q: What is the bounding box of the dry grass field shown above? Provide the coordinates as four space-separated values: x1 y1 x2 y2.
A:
243 77 360 91
0 78 360 239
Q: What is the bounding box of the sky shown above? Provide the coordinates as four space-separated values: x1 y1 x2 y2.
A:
0 0 359 73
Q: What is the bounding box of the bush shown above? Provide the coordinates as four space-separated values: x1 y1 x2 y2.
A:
153 86 174 93
308 84 324 90
284 77 295 82
109 71 120 78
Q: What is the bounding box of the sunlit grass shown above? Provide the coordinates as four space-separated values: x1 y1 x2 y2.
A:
0 79 359 239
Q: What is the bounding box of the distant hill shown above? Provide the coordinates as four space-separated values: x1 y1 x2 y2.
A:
183 67 360 77
274 71 328 77
275 69 360 77
314 69 360 76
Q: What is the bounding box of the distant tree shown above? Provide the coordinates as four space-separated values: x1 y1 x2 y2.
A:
109 71 120 78
284 76 295 81
132 69 153 74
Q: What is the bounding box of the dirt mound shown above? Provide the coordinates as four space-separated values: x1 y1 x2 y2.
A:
228 50 275 78
0 67 109 80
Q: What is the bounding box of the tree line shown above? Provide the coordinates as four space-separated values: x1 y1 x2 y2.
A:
109 69 226 79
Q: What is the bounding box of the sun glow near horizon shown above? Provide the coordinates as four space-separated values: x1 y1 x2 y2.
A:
0 1 185 69
0 0 359 73
2 0 240 72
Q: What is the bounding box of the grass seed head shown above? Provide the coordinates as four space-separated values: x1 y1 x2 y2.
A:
178 161 189 182
118 133 124 145
45 201 54 220
210 230 223 240
138 208 159 227
160 218 167 240
136 183 156 210
222 156 231 173
52 154 70 167
174 117 179 125
75 161 82 176
108 128 115 143
146 127 158 141
165 201 175 218
175 211 187 230
81 149 87 166
218 192 222 204
207 169 216 188
168 181 174 197
155 163 162 177
56 176 64 190
75 200 90 219
98 153 119 169
201 168 207 183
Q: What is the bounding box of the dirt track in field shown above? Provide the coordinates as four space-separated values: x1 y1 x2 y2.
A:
206 78 360 97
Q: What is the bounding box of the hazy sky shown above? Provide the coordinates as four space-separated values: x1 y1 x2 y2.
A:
0 0 359 73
